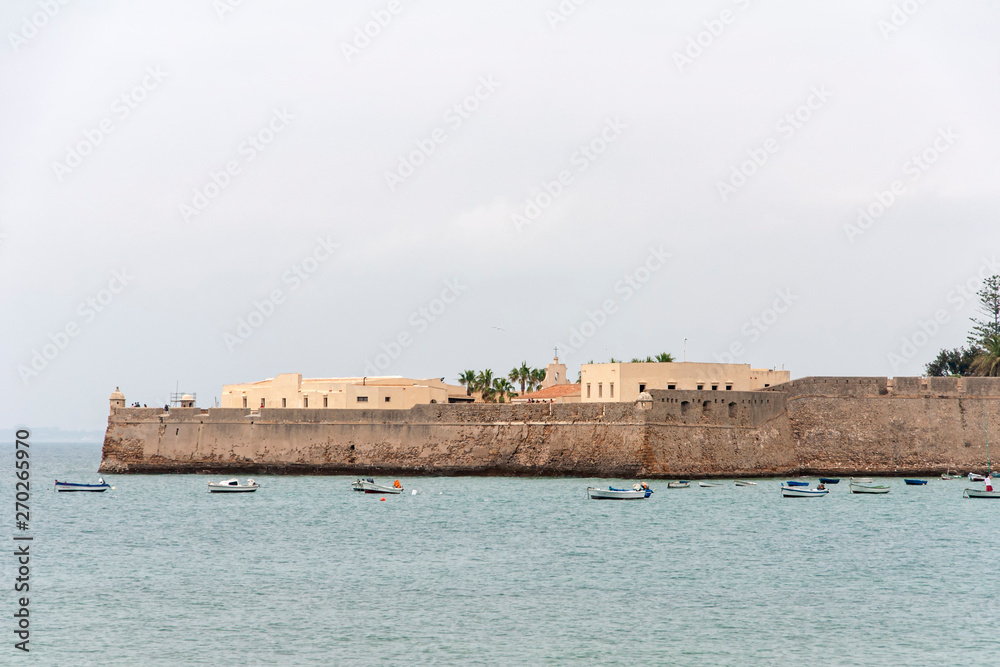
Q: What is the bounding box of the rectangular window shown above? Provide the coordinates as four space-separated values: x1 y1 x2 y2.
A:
385 396 391 403
598 383 603 398
357 396 368 403
725 385 733 391
667 384 676 390
587 384 591 398
697 384 703 390
711 385 718 391
260 399 265 408
242 397 247 408
764 384 770 388
610 383 614 398
303 396 308 408
323 396 328 407
639 383 646 393
282 398 287 407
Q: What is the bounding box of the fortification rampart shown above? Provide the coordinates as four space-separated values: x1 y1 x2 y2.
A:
100 378 1000 477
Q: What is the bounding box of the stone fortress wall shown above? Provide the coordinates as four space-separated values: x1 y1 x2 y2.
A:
100 377 1000 478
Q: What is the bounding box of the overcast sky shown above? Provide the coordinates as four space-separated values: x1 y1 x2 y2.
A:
2 0 998 432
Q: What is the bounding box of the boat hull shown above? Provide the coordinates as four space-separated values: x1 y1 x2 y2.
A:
781 485 828 498
964 489 1000 499
587 487 652 500
850 483 891 494
734 481 757 487
903 479 928 485
667 481 690 489
698 482 722 488
54 481 109 492
818 478 840 484
208 484 258 493
352 481 403 494
785 481 809 487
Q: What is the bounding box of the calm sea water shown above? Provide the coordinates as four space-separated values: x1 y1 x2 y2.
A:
3 443 999 665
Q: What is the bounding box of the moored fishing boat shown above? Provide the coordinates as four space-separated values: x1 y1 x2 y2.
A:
55 478 111 492
964 488 1000 499
941 473 959 480
698 481 722 488
968 473 987 483
903 479 928 486
734 480 757 486
208 478 259 493
667 481 690 489
352 478 403 494
587 483 653 500
785 480 809 487
850 477 874 484
781 484 828 498
818 477 840 484
850 482 891 494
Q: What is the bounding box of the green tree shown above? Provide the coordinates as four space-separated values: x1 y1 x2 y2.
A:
970 335 1000 377
969 275 1000 347
529 368 546 392
475 369 495 401
458 370 477 395
492 377 516 402
509 361 532 395
925 347 979 376
655 352 675 362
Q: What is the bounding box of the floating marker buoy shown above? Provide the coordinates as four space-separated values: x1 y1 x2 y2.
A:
380 497 386 501
411 489 417 495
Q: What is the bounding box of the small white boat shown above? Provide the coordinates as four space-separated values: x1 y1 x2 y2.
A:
850 477 874 484
964 488 1000 499
781 484 828 498
698 481 722 487
587 483 652 500
850 482 891 494
968 473 987 483
55 478 110 492
667 481 690 489
734 480 757 487
352 478 403 494
208 478 259 493
941 473 959 480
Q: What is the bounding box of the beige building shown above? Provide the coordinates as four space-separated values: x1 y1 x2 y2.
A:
221 373 472 410
580 362 790 403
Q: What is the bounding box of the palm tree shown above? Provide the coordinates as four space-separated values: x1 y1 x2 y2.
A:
630 358 642 363
970 335 1000 376
529 368 546 392
458 370 476 395
517 361 532 394
476 369 495 401
655 352 674 363
492 377 515 402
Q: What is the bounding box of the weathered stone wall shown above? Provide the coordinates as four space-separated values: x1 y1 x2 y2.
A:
101 379 1000 477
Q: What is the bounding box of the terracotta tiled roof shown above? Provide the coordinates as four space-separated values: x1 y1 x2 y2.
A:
518 384 581 399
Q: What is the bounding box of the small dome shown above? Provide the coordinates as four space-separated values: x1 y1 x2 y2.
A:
110 387 125 400
636 391 653 402
181 394 194 401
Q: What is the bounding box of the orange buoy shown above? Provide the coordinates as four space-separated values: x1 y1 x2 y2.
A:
380 497 386 501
